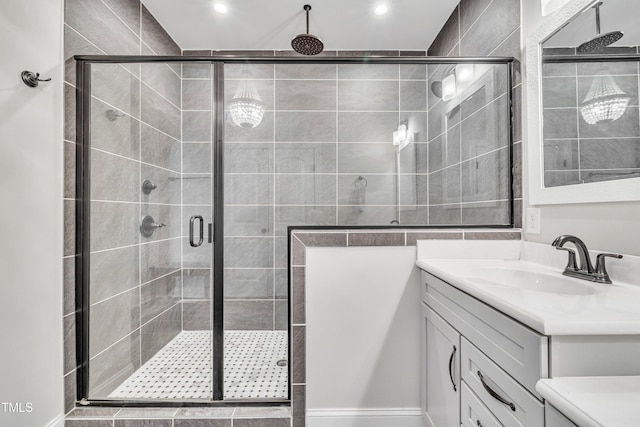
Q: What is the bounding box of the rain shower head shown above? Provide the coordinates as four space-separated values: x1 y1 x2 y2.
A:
577 31 623 53
291 4 324 55
577 1 623 53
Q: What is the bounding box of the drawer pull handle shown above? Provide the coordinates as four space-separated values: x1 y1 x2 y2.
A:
477 370 516 412
448 345 457 392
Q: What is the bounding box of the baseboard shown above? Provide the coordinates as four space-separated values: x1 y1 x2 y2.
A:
306 408 424 427
46 414 65 427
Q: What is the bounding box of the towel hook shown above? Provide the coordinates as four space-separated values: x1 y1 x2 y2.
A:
21 70 52 88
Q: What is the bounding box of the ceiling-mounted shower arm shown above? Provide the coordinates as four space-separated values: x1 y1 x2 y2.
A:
576 1 623 54
593 1 603 36
304 4 311 34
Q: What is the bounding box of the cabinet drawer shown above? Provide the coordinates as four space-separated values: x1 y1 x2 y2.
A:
422 271 548 396
461 338 544 427
461 382 503 427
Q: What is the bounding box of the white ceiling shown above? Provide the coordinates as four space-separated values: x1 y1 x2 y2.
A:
544 0 640 48
141 0 459 51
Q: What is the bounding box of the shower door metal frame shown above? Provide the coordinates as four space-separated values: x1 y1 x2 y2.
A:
74 54 515 407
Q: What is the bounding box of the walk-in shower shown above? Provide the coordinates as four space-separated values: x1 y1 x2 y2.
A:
74 55 514 404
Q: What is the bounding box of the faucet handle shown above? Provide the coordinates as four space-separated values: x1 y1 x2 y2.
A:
594 253 623 284
595 253 623 273
555 247 579 271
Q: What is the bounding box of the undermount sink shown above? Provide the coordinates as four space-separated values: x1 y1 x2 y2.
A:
462 266 603 296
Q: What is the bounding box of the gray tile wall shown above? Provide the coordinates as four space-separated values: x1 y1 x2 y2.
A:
427 0 523 227
542 48 640 186
64 0 181 408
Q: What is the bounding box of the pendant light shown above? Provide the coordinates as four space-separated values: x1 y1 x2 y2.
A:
580 75 630 125
229 77 264 128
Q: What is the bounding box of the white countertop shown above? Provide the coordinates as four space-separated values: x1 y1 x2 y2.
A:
537 376 640 427
416 240 640 335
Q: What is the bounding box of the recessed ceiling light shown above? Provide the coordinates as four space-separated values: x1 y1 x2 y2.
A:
374 4 388 15
214 3 228 14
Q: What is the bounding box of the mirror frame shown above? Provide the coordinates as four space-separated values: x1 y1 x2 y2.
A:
526 0 640 205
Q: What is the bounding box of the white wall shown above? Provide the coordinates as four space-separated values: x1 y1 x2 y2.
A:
0 1 65 426
521 0 640 256
305 246 423 427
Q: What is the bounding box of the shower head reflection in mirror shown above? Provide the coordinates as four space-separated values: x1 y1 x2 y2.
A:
526 0 640 204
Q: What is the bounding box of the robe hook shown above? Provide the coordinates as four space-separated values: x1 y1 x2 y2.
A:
21 70 52 88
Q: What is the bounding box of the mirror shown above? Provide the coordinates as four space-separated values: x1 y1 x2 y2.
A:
526 0 640 204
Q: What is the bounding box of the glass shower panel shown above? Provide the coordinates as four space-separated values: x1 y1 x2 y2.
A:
221 61 434 399
220 64 511 395
86 61 214 400
335 63 430 225
223 63 289 400
222 62 292 400
426 62 512 225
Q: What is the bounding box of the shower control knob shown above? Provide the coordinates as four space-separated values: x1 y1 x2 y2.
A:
140 215 165 237
142 179 158 194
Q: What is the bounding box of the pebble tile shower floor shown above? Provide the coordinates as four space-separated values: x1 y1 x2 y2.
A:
109 330 288 400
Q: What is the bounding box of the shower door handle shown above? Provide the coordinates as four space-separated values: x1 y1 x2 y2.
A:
189 215 204 247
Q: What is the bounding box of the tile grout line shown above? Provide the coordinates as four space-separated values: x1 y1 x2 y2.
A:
488 26 520 57
89 94 181 143
64 23 107 57
98 0 140 42
459 0 495 43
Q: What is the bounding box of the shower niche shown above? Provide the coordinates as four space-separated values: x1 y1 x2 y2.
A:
75 56 513 404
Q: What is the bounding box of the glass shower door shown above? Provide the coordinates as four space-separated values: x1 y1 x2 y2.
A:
83 60 214 400
222 63 289 400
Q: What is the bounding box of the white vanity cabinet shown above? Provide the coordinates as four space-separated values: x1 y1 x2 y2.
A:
418 240 640 427
420 270 546 427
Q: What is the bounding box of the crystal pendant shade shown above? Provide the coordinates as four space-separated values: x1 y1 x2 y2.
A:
580 75 630 125
229 78 264 128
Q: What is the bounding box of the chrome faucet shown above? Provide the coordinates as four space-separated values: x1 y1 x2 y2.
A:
551 235 622 284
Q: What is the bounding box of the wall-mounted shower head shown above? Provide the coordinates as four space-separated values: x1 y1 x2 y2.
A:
577 1 623 53
291 4 324 55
